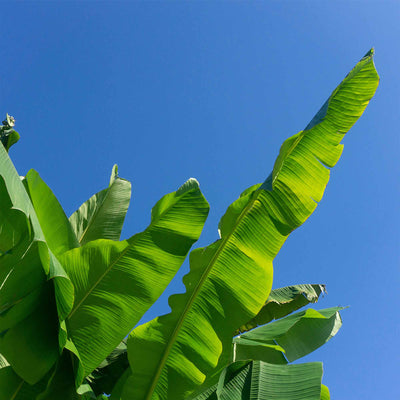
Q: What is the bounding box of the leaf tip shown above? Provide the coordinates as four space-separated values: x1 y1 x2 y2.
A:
109 164 119 185
177 178 200 195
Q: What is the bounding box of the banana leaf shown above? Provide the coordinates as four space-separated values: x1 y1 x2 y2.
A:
320 385 330 400
233 307 343 364
59 179 209 377
0 142 74 323
192 360 325 400
122 50 379 400
0 355 52 400
23 169 80 256
36 350 80 400
90 340 129 396
0 140 76 383
235 284 326 335
0 172 67 384
69 165 131 244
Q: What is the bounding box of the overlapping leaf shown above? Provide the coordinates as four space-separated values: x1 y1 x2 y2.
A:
69 165 131 244
235 284 326 335
0 143 74 324
192 360 325 400
0 355 52 400
23 169 80 256
59 179 209 376
0 161 71 383
90 340 129 396
122 50 379 400
233 307 343 364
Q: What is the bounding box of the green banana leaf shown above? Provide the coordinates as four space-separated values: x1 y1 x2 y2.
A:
233 307 343 364
0 115 19 152
0 174 63 384
90 340 129 396
59 179 209 377
23 169 80 255
320 385 330 400
109 369 132 400
0 355 52 400
235 284 326 335
192 360 325 400
0 140 74 323
69 165 131 244
0 138 76 384
36 350 80 400
122 50 379 400
94 284 325 394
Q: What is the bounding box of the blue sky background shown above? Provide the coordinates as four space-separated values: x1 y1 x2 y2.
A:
1 2 399 398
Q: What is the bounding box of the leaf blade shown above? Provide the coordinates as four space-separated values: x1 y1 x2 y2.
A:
123 50 378 400
69 165 131 244
192 361 324 400
61 179 209 376
233 307 343 364
235 284 326 334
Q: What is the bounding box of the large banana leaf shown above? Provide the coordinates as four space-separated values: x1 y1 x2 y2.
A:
122 50 379 400
233 307 343 364
23 169 80 256
59 179 209 377
192 360 325 400
235 284 326 335
69 165 131 244
0 172 65 384
0 142 74 323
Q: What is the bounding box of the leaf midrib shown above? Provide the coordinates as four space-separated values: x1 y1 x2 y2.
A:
78 180 115 244
68 187 198 321
144 190 261 400
272 54 373 188
10 378 24 400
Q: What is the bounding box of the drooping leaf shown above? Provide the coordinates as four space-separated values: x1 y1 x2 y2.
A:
69 165 131 244
122 50 379 400
235 284 326 335
233 307 343 364
0 177 60 384
192 360 325 400
59 178 209 377
0 144 74 383
23 169 80 256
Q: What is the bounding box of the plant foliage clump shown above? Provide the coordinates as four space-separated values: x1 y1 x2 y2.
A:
0 50 379 400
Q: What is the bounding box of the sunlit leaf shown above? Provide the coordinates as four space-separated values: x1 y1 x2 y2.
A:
60 178 209 376
69 165 131 244
192 360 325 400
236 284 326 335
233 307 343 364
122 50 378 400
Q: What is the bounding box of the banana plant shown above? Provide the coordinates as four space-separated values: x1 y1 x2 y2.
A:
0 49 379 400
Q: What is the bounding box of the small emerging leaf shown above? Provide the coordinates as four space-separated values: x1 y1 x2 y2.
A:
69 165 131 244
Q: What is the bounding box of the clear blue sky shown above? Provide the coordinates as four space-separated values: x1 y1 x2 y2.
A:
2 2 398 398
